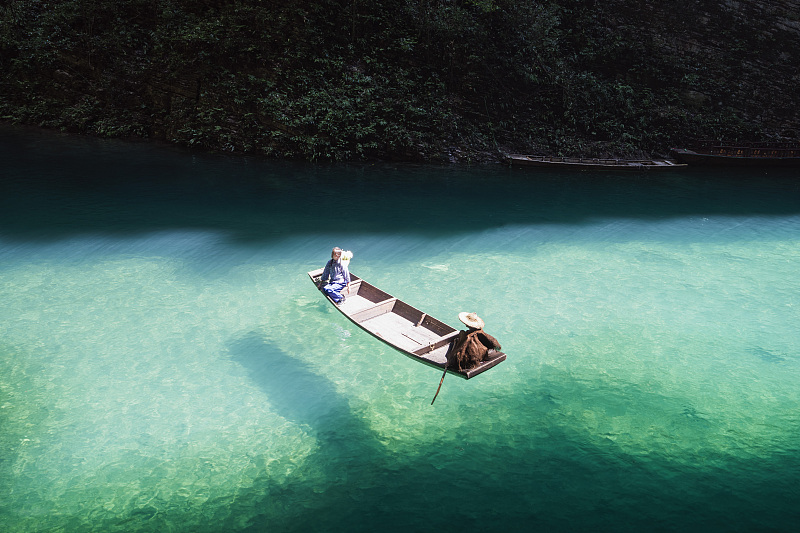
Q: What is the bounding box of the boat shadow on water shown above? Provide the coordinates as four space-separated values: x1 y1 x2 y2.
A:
227 332 382 450
225 331 532 531
226 332 407 530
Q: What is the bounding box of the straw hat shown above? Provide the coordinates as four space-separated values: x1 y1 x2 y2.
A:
458 312 485 329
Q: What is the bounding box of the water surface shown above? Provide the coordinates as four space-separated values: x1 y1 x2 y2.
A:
1 126 799 532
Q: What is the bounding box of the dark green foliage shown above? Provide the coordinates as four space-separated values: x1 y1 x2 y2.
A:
0 0 796 161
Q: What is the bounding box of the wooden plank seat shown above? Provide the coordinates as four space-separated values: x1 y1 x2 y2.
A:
412 330 460 356
350 298 398 323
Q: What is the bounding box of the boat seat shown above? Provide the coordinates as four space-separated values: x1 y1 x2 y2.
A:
411 330 460 356
350 298 397 323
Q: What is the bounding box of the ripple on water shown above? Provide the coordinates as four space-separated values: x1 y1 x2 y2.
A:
2 148 800 531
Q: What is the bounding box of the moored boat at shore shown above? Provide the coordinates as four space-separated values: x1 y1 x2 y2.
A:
670 141 800 166
508 154 686 171
308 268 506 379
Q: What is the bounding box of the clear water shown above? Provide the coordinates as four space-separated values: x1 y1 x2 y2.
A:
2 126 799 532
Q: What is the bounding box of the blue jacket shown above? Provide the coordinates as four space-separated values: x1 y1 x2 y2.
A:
321 259 350 285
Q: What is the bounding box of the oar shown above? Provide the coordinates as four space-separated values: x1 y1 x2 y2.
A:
430 363 448 405
431 338 458 405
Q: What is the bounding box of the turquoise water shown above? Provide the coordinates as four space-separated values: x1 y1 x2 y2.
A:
1 126 800 532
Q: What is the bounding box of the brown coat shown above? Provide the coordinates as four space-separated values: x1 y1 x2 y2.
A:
448 328 502 371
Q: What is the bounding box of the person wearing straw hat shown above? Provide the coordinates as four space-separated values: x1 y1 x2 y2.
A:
318 247 351 304
448 312 502 372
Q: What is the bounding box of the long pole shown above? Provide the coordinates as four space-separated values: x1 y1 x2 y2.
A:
430 364 448 405
431 338 458 405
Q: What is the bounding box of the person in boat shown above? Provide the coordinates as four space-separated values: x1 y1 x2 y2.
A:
318 247 351 304
448 312 502 372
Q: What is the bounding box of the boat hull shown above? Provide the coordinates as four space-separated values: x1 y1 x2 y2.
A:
509 154 686 171
308 268 506 379
671 147 800 167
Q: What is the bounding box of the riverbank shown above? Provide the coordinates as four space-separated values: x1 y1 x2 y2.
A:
2 1 798 163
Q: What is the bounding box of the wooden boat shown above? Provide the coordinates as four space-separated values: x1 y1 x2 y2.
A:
308 268 506 379
508 154 686 171
670 142 800 166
